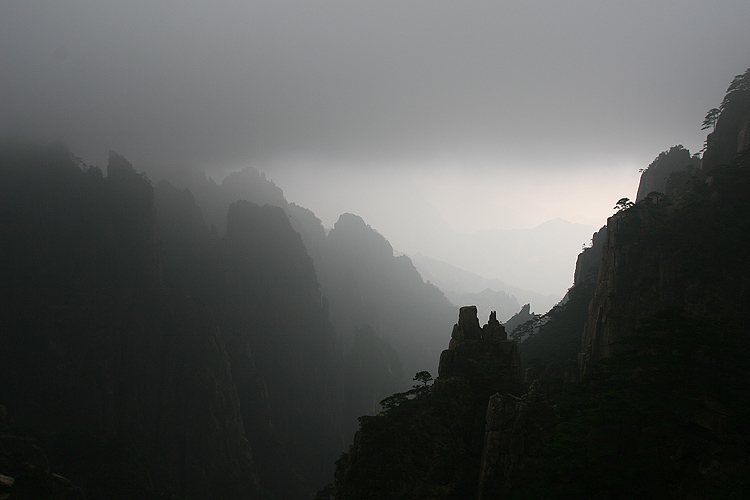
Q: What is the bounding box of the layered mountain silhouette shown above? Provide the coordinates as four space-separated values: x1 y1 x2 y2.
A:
0 142 464 499
410 252 560 314
329 68 750 499
4 64 748 500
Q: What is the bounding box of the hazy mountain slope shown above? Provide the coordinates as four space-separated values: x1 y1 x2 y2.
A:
219 201 346 499
272 167 594 299
0 143 260 499
154 181 347 499
324 214 457 381
177 167 460 439
1 143 351 499
265 167 458 259
187 167 286 235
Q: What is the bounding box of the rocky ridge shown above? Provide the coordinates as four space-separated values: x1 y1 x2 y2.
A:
332 306 556 499
580 69 750 373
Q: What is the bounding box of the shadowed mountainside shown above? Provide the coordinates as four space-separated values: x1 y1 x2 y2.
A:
0 144 260 499
175 171 460 431
329 68 750 500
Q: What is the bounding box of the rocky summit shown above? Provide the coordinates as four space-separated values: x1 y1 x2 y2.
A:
332 306 557 500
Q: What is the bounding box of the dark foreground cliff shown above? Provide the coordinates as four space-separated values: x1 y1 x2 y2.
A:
524 69 750 498
0 143 353 499
330 175 750 499
331 307 558 500
0 145 261 499
330 69 750 499
581 69 750 370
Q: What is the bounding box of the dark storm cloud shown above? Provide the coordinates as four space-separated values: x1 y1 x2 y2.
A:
1 1 749 170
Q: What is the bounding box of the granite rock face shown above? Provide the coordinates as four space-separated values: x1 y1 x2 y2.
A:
635 145 700 203
580 78 750 373
477 382 555 500
334 306 527 500
701 72 750 171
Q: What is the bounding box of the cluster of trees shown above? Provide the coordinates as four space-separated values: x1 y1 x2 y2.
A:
703 67 750 130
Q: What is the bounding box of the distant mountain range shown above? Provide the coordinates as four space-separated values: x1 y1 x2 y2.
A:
422 218 596 298
410 252 561 315
267 166 596 299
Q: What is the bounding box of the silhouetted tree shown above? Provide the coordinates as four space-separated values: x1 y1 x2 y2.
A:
413 371 433 387
701 107 720 130
701 67 749 132
614 197 634 212
720 67 750 110
645 191 667 204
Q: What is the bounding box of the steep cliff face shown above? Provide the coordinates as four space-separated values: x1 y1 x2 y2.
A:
572 226 607 287
476 382 555 500
324 214 456 378
635 145 700 203
220 201 346 499
155 184 348 499
582 167 750 370
580 72 750 372
333 306 528 500
0 143 259 499
701 68 750 170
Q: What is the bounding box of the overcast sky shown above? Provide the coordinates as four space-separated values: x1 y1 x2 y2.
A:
2 1 749 250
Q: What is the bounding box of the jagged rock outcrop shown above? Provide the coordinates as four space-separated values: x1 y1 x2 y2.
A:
435 306 520 380
503 304 535 337
446 288 520 325
580 70 750 373
635 145 700 203
701 68 750 170
334 307 524 500
439 306 518 380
